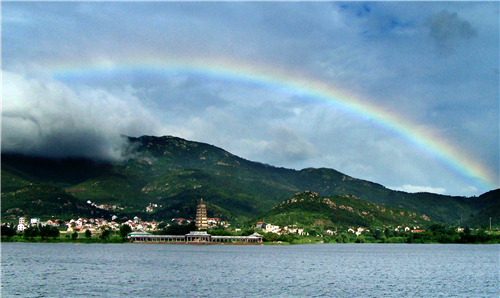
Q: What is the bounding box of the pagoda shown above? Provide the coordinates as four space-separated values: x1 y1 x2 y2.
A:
195 199 208 230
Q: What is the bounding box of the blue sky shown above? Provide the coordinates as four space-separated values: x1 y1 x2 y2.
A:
2 2 499 196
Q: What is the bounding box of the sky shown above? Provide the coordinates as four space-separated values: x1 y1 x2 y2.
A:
2 1 499 197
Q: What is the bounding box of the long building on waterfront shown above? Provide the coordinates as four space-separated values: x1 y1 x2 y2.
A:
128 199 263 244
128 231 263 244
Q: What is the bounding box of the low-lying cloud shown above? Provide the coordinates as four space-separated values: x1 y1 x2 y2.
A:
2 71 161 161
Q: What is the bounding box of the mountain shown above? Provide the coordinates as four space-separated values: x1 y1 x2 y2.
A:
1 184 112 220
256 191 433 229
2 135 498 226
462 189 500 228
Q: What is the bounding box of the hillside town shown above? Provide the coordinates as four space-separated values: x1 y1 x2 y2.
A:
6 215 231 234
4 214 428 238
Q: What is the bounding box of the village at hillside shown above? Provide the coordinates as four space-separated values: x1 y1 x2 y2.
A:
4 214 427 238
4 212 499 244
7 216 230 235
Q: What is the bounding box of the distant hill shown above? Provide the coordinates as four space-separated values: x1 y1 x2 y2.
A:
2 135 498 226
463 189 500 228
255 191 433 229
1 184 112 220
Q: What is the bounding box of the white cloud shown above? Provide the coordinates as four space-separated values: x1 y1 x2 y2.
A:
392 185 447 195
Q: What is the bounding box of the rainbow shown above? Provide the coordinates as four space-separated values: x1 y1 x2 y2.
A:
48 56 498 191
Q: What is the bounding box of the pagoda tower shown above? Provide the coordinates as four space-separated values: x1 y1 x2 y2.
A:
195 199 208 230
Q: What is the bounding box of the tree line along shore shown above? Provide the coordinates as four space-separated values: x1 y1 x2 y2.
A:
2 223 499 244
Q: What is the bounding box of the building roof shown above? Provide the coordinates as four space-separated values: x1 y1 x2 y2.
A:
185 231 210 236
127 232 152 236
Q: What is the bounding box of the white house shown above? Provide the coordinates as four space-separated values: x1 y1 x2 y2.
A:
356 227 369 236
30 217 40 226
67 226 83 233
19 217 27 225
263 224 281 234
45 219 59 227
324 229 336 236
17 223 29 232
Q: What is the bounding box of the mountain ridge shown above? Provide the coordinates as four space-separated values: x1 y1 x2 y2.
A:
2 135 498 227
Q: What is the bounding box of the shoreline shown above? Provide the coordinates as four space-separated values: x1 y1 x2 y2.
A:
2 237 499 245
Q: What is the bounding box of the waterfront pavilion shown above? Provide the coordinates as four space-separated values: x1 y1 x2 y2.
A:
185 231 211 242
128 231 263 244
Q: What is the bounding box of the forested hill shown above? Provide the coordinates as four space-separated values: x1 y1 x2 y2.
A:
462 189 500 227
2 135 498 226
256 191 433 229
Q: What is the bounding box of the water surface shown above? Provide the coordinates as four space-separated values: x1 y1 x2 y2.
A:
2 243 499 297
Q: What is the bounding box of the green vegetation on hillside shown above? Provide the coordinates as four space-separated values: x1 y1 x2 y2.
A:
256 191 432 230
2 135 498 227
463 190 500 228
1 184 112 221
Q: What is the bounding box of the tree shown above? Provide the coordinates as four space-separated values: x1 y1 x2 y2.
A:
407 232 414 243
306 229 317 237
120 224 132 238
1 225 17 237
263 232 279 242
72 231 79 240
100 229 110 240
241 228 255 236
476 229 488 243
209 229 233 236
278 234 294 243
85 229 92 239
162 221 196 235
356 235 366 243
429 224 446 233
343 234 353 243
24 226 39 238
323 236 333 243
39 226 60 239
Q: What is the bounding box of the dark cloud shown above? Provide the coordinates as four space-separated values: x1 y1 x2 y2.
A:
2 71 161 161
425 9 478 56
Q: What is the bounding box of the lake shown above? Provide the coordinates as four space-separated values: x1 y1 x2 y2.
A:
1 243 499 297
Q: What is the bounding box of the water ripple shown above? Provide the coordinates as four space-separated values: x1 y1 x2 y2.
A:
1 243 499 297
